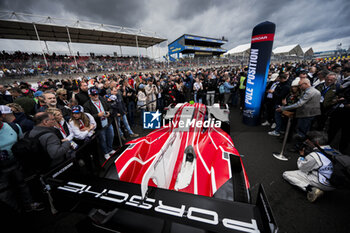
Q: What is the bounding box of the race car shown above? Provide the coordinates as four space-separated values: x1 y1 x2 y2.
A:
104 103 250 202
44 103 277 233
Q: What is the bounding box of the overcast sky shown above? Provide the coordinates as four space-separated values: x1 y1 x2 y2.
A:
0 0 349 58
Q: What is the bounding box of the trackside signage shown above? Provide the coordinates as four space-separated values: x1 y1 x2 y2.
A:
243 21 276 126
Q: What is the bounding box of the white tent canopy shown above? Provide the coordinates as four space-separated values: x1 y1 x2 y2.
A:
302 47 314 57
225 43 250 56
273 44 303 56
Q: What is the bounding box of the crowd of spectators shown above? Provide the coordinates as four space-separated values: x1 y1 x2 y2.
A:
0 56 349 212
260 61 350 155
0 51 236 79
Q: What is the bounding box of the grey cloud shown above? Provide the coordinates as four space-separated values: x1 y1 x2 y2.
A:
0 0 349 52
0 0 148 27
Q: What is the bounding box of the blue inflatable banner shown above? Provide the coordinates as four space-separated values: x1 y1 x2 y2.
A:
243 21 276 126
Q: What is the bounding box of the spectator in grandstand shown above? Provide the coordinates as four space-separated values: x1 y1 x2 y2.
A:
83 87 115 160
269 73 291 136
1 104 34 133
277 78 321 150
46 108 74 141
10 87 36 117
0 84 13 104
282 131 336 202
204 73 217 106
75 82 90 106
145 78 158 111
29 112 71 169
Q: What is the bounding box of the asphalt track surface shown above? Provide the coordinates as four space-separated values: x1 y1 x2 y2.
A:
9 107 350 233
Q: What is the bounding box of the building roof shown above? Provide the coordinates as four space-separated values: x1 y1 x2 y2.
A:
273 44 303 56
225 43 251 55
0 12 166 48
302 47 314 56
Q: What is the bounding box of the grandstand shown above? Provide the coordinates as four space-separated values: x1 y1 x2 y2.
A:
0 11 167 66
168 34 227 61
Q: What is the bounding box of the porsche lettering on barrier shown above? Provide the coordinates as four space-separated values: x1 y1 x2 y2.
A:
58 181 260 233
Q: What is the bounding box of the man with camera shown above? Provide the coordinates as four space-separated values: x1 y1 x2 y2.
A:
282 131 338 202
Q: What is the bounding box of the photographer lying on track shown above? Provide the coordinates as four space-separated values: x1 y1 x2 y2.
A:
282 131 340 202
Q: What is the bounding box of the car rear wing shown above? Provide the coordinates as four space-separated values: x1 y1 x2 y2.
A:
43 159 278 233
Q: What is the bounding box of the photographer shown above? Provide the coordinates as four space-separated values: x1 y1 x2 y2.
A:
282 131 337 202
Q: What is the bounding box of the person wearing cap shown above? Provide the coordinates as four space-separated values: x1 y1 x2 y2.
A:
69 105 96 141
0 105 34 133
33 90 46 112
277 78 321 150
261 73 279 126
68 105 101 170
83 87 115 160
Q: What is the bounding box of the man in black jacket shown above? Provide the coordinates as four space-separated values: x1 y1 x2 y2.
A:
268 73 291 136
204 73 217 106
75 82 90 106
109 86 139 141
83 87 115 160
